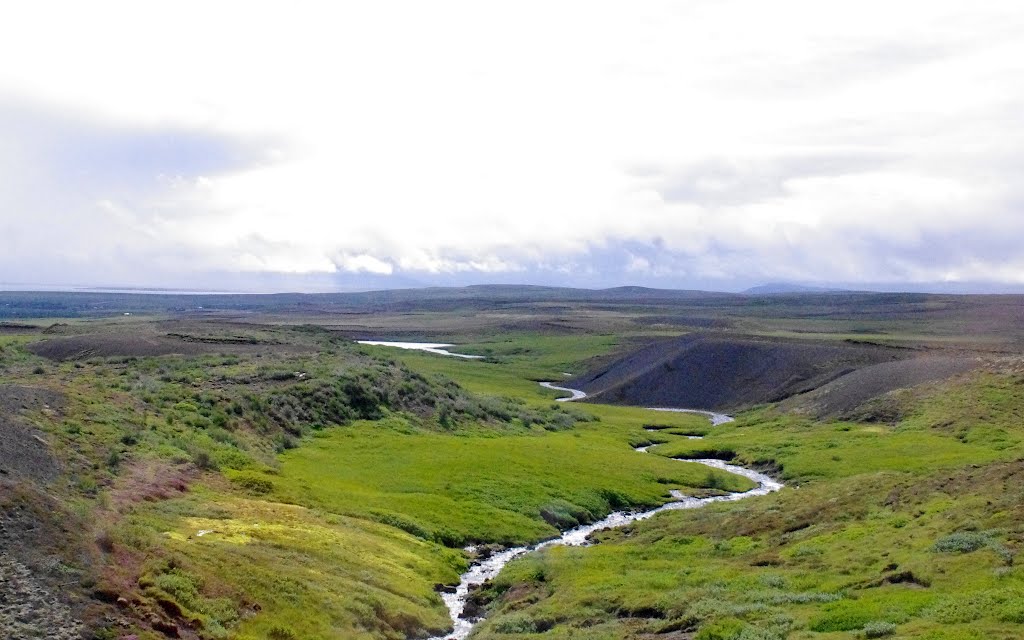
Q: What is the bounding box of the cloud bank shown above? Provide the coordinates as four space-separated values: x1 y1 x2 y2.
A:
1 1 1023 292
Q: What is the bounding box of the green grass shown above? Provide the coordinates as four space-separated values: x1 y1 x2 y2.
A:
356 333 621 400
653 416 1005 482
17 328 741 639
117 401 743 639
265 417 752 547
125 488 463 640
471 370 1024 639
11 315 1024 639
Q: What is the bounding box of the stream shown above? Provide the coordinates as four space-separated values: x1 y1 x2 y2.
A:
428 383 783 640
352 342 783 640
356 340 484 359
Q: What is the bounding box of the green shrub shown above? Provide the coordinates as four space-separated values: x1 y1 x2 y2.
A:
191 448 217 470
809 603 874 632
696 617 745 640
998 599 1024 623
736 627 785 640
267 627 298 640
932 531 990 553
228 471 274 495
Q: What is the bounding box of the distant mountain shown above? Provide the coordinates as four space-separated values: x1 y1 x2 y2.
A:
742 283 851 295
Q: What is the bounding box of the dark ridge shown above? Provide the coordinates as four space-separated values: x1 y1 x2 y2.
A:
573 333 909 411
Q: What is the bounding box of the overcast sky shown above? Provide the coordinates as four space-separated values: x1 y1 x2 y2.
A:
2 1 1023 292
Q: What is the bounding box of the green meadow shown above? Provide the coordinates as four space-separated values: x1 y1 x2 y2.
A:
266 418 751 547
32 328 740 639
5 313 1023 640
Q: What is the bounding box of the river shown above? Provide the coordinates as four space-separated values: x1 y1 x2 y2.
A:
352 341 783 640
356 341 485 359
428 383 782 640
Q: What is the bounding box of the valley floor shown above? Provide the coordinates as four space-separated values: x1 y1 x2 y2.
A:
1 293 1022 639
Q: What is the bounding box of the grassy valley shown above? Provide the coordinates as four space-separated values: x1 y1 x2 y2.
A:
1 289 1023 639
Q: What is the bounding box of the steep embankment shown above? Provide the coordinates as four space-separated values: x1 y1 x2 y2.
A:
573 333 916 410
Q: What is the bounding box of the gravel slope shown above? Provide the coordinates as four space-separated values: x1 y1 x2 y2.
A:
573 333 910 410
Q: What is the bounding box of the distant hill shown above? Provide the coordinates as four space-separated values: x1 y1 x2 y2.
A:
0 285 740 319
742 282 851 295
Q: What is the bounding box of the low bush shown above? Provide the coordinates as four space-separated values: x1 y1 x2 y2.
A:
932 531 990 553
228 470 274 495
863 620 897 638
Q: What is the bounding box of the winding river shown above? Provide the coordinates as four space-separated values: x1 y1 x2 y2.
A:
429 383 782 640
354 342 783 640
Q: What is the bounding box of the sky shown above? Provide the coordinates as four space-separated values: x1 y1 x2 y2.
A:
2 1 1023 293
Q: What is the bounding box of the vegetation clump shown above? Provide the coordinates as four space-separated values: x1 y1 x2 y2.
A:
863 620 898 638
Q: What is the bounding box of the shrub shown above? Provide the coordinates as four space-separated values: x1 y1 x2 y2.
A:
267 627 298 640
932 532 990 554
766 591 842 605
705 470 727 490
863 621 897 638
736 627 785 640
696 617 746 640
95 528 115 553
371 511 430 539
809 602 874 632
228 471 274 495
932 531 1013 564
191 449 217 471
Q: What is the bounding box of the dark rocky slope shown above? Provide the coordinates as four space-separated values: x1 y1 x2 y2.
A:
778 356 980 419
573 333 915 411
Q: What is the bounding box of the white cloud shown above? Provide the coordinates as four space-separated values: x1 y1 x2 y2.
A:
336 254 393 275
1 1 1023 290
